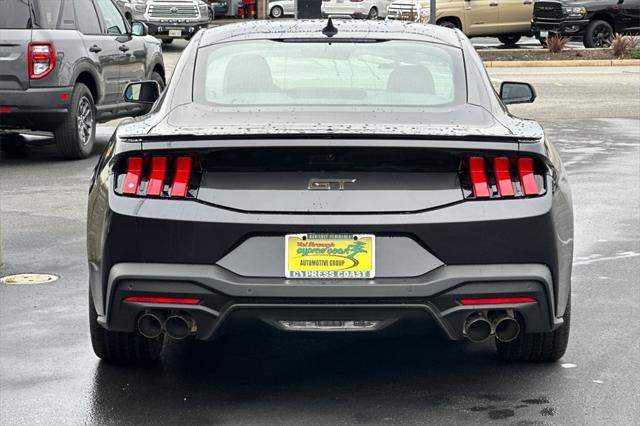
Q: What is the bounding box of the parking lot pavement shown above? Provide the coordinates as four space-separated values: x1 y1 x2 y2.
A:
471 36 584 50
1 64 639 424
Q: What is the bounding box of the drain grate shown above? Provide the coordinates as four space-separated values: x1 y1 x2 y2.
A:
0 273 59 285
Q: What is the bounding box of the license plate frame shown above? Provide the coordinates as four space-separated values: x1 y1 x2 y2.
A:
285 233 375 279
168 29 183 37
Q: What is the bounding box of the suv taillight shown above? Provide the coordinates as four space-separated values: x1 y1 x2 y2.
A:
461 156 545 199
117 155 200 198
28 42 56 80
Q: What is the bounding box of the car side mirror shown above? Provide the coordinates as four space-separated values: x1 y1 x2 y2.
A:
499 81 536 105
123 80 160 104
131 21 148 37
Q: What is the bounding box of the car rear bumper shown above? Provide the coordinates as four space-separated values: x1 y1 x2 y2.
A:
101 262 560 340
0 87 72 131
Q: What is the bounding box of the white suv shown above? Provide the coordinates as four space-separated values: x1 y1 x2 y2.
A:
322 0 394 20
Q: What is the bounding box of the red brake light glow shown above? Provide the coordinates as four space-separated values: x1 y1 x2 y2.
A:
122 157 143 195
170 157 193 198
469 157 490 198
518 158 539 196
146 156 168 196
494 157 515 197
28 42 56 80
459 297 537 305
0 107 12 113
124 296 201 305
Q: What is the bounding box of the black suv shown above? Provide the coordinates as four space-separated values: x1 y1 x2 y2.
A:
532 0 640 47
0 0 165 159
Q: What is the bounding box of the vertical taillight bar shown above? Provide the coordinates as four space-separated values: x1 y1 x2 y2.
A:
494 157 515 197
146 156 167 196
170 157 193 198
28 42 56 80
122 157 143 195
518 158 539 196
469 157 490 198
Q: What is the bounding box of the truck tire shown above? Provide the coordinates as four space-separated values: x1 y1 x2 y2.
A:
496 294 571 362
367 7 378 20
54 83 95 159
437 19 459 30
498 35 521 46
584 20 613 48
89 291 164 364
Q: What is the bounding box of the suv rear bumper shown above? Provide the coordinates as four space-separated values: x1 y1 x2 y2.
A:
0 87 72 131
99 262 561 341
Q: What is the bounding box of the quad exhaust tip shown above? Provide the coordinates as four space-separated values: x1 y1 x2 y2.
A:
137 312 165 339
463 310 521 343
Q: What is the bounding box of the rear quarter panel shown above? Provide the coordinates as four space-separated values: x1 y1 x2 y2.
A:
29 29 86 88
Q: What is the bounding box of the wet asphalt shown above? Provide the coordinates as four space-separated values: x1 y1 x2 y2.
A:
1 63 639 425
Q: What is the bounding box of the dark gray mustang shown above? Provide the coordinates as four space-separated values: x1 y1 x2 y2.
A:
87 19 573 364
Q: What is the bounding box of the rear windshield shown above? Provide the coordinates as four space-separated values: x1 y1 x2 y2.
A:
193 40 466 107
0 0 75 29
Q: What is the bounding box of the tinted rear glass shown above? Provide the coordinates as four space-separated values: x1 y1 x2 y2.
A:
0 0 75 29
194 40 466 107
0 0 32 28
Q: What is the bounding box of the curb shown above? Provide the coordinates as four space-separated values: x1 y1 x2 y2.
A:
484 59 640 68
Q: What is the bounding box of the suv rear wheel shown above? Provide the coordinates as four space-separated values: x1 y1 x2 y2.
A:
89 291 164 363
496 293 571 362
54 83 95 159
498 35 521 47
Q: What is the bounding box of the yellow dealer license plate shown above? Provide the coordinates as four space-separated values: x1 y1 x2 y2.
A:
285 233 375 279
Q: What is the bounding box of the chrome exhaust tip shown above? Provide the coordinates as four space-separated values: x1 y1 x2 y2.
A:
137 312 164 339
164 315 193 340
464 312 492 343
493 313 521 343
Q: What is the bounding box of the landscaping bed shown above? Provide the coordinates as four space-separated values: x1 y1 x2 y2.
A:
477 48 627 62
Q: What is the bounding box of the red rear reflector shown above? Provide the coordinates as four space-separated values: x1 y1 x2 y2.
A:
170 157 192 198
494 157 515 197
459 297 537 305
146 156 167 196
518 158 539 196
469 157 490 198
124 296 201 305
122 157 143 195
59 93 70 102
0 107 12 113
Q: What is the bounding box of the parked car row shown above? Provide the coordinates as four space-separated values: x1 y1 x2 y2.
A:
0 0 165 158
315 0 640 47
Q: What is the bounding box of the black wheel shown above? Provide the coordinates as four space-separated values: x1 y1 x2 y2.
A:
584 20 613 48
498 35 521 47
150 71 165 91
367 7 378 20
538 37 547 47
437 19 459 30
54 83 95 159
89 291 163 364
270 5 283 18
125 13 132 26
496 294 571 362
208 7 214 22
161 38 173 45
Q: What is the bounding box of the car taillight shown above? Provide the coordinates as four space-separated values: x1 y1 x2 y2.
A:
28 42 56 80
116 155 200 198
461 156 544 199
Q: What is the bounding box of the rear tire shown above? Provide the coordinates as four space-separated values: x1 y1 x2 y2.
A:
498 35 521 47
54 83 95 159
437 19 459 30
270 5 283 18
496 294 571 362
89 291 164 364
367 7 378 20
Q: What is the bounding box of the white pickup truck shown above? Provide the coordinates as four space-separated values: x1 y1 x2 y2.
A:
128 0 210 43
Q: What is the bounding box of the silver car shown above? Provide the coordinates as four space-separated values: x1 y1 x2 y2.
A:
269 0 294 18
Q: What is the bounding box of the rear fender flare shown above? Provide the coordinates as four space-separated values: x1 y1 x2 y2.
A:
70 62 104 104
